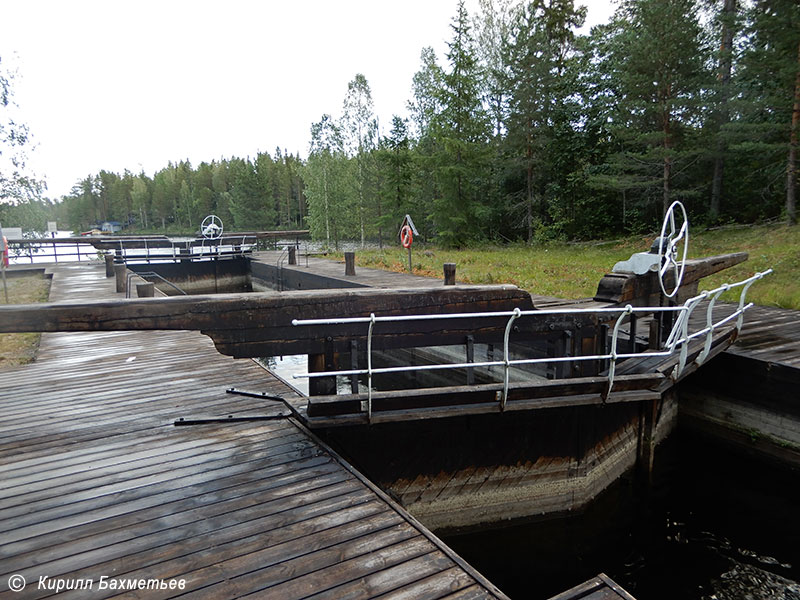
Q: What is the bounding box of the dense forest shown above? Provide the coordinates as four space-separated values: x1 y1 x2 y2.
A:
2 0 799 246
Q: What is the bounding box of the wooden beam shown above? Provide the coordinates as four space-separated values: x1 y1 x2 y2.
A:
306 373 665 417
594 252 748 304
0 285 554 357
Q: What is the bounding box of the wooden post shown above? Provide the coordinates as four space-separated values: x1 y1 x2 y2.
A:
648 319 661 350
560 330 573 379
288 246 297 265
114 264 127 294
350 340 359 394
599 324 609 373
629 314 638 354
345 252 356 276
308 338 337 396
465 335 475 385
136 282 155 297
443 263 456 285
105 255 115 277
637 397 660 486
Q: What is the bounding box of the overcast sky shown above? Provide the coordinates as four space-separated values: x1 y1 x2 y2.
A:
1 0 616 200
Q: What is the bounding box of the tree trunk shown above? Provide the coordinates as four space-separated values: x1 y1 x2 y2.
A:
526 156 533 244
787 39 800 226
663 103 672 216
323 165 330 245
710 0 737 222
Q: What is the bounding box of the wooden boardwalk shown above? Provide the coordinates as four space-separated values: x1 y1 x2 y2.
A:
0 263 508 599
252 251 449 289
725 303 800 367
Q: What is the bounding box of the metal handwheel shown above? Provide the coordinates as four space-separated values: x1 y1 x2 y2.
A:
657 201 689 298
201 214 224 239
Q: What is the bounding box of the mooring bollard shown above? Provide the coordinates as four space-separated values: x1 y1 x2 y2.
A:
345 252 356 276
443 263 456 285
288 246 297 265
114 264 127 293
136 282 155 298
105 254 115 278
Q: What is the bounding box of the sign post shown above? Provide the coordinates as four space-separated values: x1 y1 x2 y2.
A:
47 221 58 262
399 215 418 273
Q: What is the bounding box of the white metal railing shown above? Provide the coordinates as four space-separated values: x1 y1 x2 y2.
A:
114 236 256 264
292 270 772 421
7 239 95 264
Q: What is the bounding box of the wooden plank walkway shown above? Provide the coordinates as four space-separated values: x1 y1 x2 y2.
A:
725 303 800 367
547 574 637 600
252 250 455 289
0 263 508 600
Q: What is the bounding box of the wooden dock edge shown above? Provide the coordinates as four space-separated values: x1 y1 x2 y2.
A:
289 416 513 600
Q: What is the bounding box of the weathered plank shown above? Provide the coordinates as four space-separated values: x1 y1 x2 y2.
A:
547 574 637 600
594 252 747 304
307 373 665 417
0 263 509 600
0 285 541 357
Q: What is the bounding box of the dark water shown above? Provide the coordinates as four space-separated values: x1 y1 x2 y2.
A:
442 429 800 600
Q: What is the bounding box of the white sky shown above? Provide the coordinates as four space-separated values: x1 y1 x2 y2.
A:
1 0 616 200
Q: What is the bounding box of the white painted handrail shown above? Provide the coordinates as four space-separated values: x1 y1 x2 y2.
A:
293 270 772 415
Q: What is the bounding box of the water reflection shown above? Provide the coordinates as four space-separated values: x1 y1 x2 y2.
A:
442 430 799 600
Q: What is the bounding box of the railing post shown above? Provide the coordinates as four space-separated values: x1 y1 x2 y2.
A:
366 313 376 422
628 314 638 354
465 335 475 385
606 305 633 399
697 286 728 366
500 308 522 410
350 340 359 394
308 338 337 397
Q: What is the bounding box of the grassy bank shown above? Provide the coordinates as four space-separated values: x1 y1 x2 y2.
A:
335 224 799 309
0 272 52 368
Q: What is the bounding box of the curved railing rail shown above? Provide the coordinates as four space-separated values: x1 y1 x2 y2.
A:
292 270 772 422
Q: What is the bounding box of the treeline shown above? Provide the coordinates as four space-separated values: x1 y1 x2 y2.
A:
303 0 799 247
9 0 798 246
53 151 305 234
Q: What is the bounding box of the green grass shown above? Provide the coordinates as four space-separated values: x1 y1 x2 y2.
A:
0 272 52 368
334 224 800 309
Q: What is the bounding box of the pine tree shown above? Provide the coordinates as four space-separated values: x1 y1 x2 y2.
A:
431 1 492 246
503 0 586 241
735 0 800 224
593 0 710 222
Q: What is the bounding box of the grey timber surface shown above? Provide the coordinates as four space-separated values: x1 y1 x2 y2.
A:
0 263 508 600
